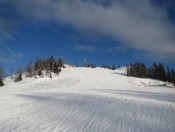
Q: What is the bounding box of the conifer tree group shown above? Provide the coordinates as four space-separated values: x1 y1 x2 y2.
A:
112 64 116 70
102 65 111 69
102 64 120 70
16 56 64 81
0 56 64 86
32 56 64 78
127 62 147 78
81 63 96 68
26 61 33 78
127 62 175 86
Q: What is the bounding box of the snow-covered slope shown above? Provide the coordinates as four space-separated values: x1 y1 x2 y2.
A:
0 66 175 132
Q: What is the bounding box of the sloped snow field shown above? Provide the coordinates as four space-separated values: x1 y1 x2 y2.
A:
0 66 175 132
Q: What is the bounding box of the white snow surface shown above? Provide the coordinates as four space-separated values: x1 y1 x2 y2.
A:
0 66 175 132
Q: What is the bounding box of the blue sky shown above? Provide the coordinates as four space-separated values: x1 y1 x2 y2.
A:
0 0 175 74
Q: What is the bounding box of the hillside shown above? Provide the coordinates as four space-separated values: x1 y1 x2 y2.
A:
0 66 175 132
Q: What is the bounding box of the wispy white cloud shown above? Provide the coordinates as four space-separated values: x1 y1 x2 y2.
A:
0 44 24 63
1 0 175 60
73 44 96 52
107 46 128 54
0 17 13 40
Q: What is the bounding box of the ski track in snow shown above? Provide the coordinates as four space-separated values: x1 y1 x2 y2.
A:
0 67 175 132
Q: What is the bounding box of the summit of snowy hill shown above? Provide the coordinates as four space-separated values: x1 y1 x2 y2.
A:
0 66 175 132
115 66 127 75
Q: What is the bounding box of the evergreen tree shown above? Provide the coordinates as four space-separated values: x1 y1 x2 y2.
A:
134 63 138 77
129 63 134 76
126 62 174 84
112 64 116 70
152 63 158 79
147 67 152 78
166 67 172 83
53 62 57 74
90 64 96 68
49 56 55 72
57 58 64 68
171 69 175 86
126 62 147 78
46 56 57 79
158 63 166 81
11 68 14 79
140 63 147 78
53 62 61 75
0 66 5 86
15 66 23 82
0 78 4 86
43 59 50 76
102 65 111 69
26 61 33 77
126 65 130 76
38 70 42 76
35 59 44 77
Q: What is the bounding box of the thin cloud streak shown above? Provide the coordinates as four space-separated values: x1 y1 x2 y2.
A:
0 17 13 40
107 46 128 54
0 44 24 63
73 44 96 52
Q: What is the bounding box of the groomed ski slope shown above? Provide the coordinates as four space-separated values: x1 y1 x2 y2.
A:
0 66 175 132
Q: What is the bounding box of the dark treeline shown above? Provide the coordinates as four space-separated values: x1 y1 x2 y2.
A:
126 62 175 86
81 63 97 68
102 64 121 70
82 63 119 70
0 59 175 87
0 56 64 86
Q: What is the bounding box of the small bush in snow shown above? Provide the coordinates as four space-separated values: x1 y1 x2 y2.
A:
0 78 4 86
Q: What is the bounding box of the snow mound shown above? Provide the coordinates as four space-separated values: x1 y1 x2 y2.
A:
115 66 127 75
